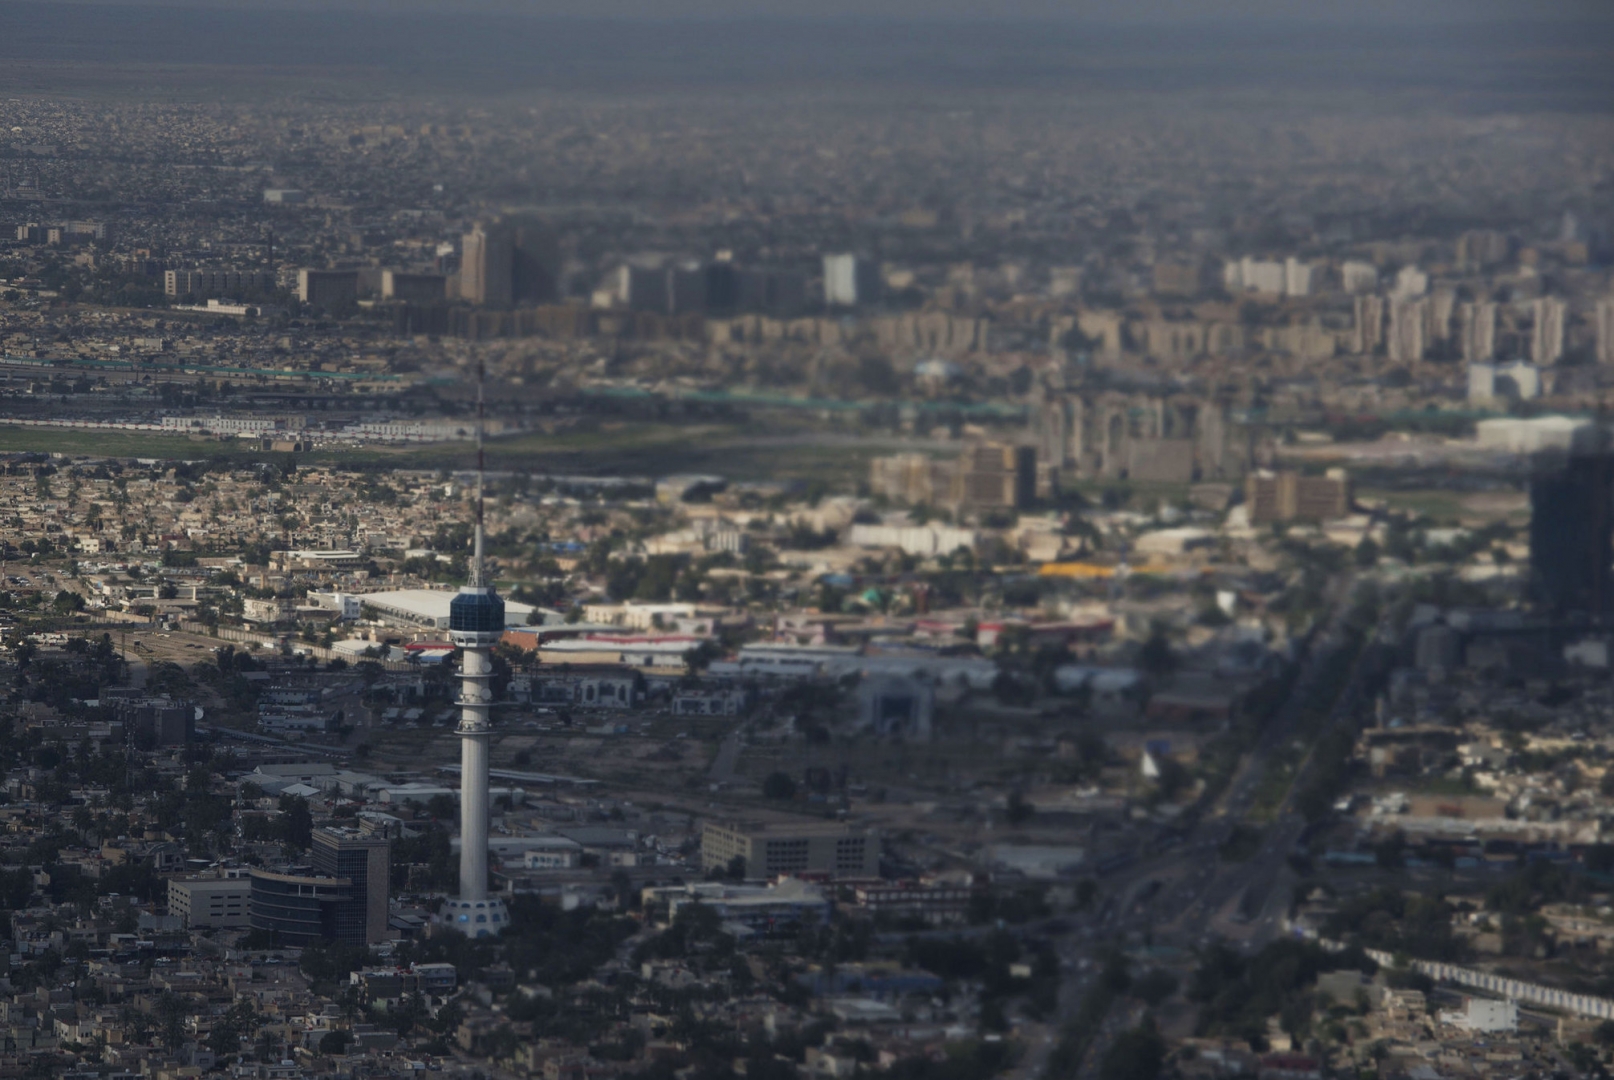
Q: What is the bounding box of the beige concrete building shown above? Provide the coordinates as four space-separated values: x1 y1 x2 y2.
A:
950 442 1036 511
1246 469 1352 524
461 223 514 307
702 820 878 880
1031 390 1245 483
868 442 1034 512
168 875 252 929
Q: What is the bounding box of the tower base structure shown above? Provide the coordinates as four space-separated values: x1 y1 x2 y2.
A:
439 895 510 937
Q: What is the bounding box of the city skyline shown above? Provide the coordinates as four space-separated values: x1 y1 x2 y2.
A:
0 6 1612 1080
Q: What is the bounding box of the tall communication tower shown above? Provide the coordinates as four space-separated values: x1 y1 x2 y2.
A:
439 364 510 937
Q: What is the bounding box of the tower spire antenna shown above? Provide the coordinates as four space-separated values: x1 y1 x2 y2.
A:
473 360 486 588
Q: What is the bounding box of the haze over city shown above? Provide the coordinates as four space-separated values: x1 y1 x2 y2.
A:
0 6 1611 1080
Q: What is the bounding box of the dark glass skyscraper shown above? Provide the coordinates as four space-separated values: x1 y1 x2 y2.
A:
247 829 390 947
1530 452 1614 617
311 828 391 945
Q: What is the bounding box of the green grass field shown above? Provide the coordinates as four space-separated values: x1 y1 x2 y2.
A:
478 422 896 487
0 426 263 460
1358 488 1471 523
0 421 739 469
0 419 892 489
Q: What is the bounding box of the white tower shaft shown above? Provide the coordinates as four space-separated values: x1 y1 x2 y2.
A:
457 646 492 902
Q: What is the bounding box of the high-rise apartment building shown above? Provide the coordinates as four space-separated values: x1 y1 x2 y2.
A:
31 220 109 245
1152 260 1201 297
1393 265 1429 297
867 444 1036 512
381 270 446 304
869 453 948 505
615 264 666 311
166 269 275 299
510 218 561 304
1426 288 1456 346
461 223 514 307
706 263 807 314
1340 260 1378 294
1532 297 1567 365
823 253 881 307
1282 257 1313 297
1224 257 1285 296
1388 297 1427 363
311 828 390 945
446 216 558 307
705 262 747 312
297 269 359 310
109 694 193 748
667 263 708 314
1353 295 1385 355
1530 452 1614 617
1456 229 1511 270
611 262 705 314
1597 298 1614 366
949 443 1036 512
1460 301 1497 363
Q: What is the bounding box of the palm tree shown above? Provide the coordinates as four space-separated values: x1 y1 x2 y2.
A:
255 1026 280 1063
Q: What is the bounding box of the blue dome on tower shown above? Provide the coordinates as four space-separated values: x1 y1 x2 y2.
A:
449 589 505 634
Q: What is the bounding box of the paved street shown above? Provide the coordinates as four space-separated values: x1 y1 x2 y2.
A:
1029 581 1380 1077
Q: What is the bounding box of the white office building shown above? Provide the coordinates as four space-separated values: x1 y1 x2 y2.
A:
308 591 363 620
